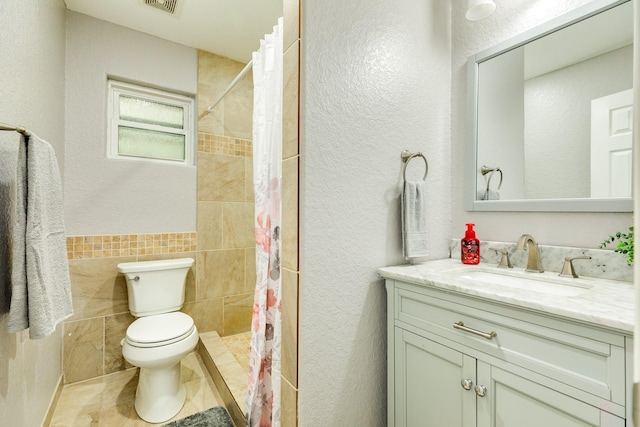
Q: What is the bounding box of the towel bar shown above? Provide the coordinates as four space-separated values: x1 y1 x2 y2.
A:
0 122 30 136
401 150 428 181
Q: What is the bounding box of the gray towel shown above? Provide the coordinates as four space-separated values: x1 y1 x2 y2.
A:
0 133 20 315
479 189 500 200
7 134 73 339
401 181 428 259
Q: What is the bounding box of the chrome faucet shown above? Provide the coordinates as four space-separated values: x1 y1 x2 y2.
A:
516 234 544 273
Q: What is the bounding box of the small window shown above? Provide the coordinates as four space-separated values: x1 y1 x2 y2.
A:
107 80 195 165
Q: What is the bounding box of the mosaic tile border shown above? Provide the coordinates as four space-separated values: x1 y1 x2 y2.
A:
198 132 252 157
66 232 196 260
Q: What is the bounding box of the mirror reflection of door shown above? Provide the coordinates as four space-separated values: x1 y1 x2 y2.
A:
590 89 633 198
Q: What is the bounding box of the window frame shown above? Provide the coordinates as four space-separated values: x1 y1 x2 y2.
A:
107 79 195 166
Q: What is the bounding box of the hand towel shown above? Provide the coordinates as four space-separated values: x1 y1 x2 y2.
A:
479 189 500 200
401 181 428 259
8 134 73 339
7 135 27 328
0 134 21 315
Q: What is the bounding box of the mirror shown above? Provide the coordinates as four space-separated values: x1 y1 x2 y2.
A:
466 0 634 212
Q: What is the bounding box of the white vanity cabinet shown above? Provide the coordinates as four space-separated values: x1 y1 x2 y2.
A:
386 279 632 427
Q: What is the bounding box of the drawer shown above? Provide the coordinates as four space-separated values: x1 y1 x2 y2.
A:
394 285 626 406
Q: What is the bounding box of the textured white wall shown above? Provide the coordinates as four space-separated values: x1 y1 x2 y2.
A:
524 46 632 199
451 0 633 247
0 1 67 426
477 47 525 199
299 0 451 424
64 12 198 235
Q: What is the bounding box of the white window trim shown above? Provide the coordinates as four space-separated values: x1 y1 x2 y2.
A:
107 79 195 166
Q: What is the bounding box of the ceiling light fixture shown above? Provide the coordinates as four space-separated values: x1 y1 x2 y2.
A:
466 0 496 21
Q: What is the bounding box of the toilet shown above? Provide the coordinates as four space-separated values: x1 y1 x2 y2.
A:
117 257 198 424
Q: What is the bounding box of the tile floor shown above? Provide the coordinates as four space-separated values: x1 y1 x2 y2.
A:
49 352 223 427
221 332 251 374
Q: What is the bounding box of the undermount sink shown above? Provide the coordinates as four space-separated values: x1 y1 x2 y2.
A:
451 269 592 297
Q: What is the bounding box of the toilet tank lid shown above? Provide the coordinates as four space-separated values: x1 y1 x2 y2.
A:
117 257 194 273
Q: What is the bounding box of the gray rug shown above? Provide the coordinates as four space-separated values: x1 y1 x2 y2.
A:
163 406 234 427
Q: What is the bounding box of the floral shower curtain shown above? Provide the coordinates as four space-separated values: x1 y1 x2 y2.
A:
246 17 283 427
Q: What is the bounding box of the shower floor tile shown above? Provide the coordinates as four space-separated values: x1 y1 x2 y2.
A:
49 352 223 427
221 331 251 372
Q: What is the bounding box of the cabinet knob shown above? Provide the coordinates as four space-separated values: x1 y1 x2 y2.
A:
475 385 487 397
461 379 473 390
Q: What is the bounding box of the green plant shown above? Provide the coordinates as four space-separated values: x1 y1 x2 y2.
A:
600 225 634 265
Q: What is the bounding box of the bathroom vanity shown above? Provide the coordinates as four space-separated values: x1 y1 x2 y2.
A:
379 259 634 427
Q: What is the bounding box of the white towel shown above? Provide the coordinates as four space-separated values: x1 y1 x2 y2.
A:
8 134 73 339
401 181 428 259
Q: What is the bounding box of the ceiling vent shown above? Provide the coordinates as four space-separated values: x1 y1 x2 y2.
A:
144 0 179 15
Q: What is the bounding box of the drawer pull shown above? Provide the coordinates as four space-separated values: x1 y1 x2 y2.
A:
453 321 497 340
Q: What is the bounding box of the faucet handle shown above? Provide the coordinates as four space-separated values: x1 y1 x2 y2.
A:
559 256 592 278
489 247 513 269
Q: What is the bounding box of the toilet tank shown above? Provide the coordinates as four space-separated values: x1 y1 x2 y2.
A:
117 258 194 317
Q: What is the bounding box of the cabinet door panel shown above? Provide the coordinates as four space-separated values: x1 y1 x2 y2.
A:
396 328 476 427
477 363 624 427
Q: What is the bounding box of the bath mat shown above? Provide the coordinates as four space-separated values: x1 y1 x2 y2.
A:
163 406 234 427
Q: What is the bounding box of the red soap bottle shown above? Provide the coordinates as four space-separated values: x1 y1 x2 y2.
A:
461 223 480 265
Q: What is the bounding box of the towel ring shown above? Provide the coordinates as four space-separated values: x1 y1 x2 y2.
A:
480 165 502 190
401 150 428 181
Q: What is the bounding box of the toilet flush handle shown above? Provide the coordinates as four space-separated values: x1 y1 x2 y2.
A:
128 275 140 281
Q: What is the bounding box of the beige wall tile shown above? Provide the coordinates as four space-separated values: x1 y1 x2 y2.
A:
197 201 223 251
281 268 298 387
283 42 300 160
223 202 255 249
183 298 224 334
197 249 246 300
245 156 254 202
223 76 253 140
223 293 253 336
198 50 252 138
68 257 134 320
245 247 256 293
282 157 299 271
104 313 135 375
197 153 246 202
281 378 298 427
198 51 246 135
283 0 300 51
63 318 104 383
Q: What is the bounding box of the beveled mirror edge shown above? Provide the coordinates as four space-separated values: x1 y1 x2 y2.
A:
465 0 633 213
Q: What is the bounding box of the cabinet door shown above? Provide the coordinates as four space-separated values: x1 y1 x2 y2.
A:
476 362 625 427
395 328 476 427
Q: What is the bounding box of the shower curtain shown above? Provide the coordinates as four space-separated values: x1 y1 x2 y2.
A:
246 17 283 427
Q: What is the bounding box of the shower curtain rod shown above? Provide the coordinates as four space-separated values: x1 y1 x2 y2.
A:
198 59 253 120
0 122 30 136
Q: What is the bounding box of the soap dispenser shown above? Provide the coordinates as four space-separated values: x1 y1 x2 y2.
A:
461 223 480 265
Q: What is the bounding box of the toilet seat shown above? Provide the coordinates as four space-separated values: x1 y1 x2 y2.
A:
126 312 195 348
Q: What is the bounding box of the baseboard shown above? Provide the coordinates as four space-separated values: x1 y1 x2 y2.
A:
41 375 64 427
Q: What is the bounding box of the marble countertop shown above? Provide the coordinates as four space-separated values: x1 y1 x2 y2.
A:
378 258 634 334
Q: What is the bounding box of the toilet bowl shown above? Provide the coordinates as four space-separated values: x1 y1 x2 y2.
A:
117 258 196 423
122 312 198 423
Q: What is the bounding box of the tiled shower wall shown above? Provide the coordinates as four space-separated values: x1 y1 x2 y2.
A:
195 50 256 339
61 51 256 385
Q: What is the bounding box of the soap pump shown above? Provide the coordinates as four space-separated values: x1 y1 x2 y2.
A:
461 223 480 265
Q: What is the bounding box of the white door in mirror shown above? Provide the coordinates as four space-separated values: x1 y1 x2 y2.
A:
591 89 633 198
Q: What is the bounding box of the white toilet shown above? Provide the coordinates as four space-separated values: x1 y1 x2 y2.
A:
117 257 198 424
